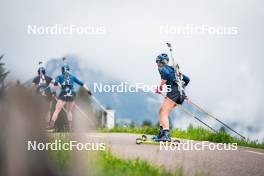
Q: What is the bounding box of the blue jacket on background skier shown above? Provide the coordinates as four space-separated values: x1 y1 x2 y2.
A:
54 64 86 102
32 66 54 101
48 62 92 131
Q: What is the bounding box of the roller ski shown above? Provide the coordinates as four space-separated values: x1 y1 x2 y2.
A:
136 134 180 145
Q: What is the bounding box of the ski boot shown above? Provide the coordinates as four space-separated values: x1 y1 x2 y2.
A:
152 126 163 141
158 130 171 142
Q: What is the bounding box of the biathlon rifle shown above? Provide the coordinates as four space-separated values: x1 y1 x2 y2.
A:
166 43 185 95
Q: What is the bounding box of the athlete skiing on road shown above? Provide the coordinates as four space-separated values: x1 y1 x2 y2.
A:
155 53 190 142
32 63 54 125
47 62 92 131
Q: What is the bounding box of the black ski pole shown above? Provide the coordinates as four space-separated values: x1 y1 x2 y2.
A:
90 95 116 119
178 106 218 133
160 93 218 133
74 102 96 126
187 99 246 139
53 96 96 126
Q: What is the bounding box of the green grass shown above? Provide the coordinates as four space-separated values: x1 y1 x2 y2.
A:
95 150 184 176
99 125 264 149
48 134 187 176
48 134 72 169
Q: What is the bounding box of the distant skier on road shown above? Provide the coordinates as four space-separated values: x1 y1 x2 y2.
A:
47 61 92 131
32 64 54 126
155 53 190 142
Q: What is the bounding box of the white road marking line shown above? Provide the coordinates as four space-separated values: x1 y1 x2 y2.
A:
246 150 264 156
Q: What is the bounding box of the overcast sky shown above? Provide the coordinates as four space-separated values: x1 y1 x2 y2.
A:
0 0 263 140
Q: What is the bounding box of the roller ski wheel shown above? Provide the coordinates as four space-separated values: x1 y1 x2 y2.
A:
136 138 143 144
142 135 148 141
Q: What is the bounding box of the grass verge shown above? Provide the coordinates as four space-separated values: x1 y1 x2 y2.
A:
48 134 188 176
99 125 264 149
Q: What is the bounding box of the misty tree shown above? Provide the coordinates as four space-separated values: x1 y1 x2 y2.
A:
188 123 194 130
0 55 9 97
142 120 152 127
129 121 135 128
219 126 226 133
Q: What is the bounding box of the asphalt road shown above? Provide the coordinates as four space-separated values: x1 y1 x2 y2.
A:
86 133 264 176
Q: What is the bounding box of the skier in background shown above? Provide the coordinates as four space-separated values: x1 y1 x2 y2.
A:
32 65 54 126
155 53 190 142
47 63 92 131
